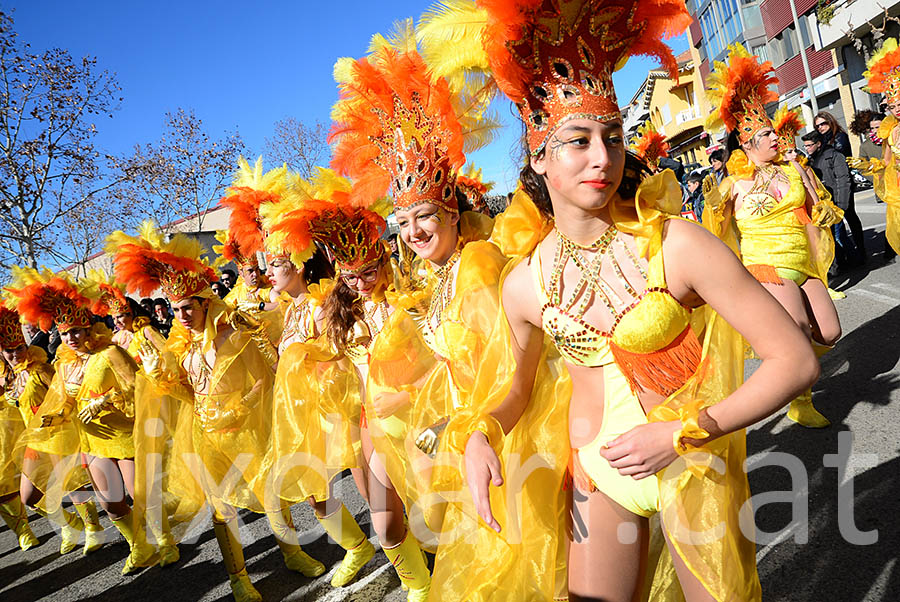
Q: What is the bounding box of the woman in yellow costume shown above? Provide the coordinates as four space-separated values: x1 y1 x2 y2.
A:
6 268 155 573
86 269 181 567
224 161 379 589
0 303 41 551
456 164 496 216
848 37 900 256
1 298 94 556
772 106 846 301
329 27 508 598
703 44 842 429
108 222 323 602
419 1 822 600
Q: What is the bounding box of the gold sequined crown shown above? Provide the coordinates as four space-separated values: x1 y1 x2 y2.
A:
0 306 25 349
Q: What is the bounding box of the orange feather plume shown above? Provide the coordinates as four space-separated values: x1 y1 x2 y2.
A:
706 43 779 134
632 122 669 167
5 268 93 332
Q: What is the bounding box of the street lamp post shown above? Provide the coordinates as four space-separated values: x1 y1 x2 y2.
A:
789 0 820 115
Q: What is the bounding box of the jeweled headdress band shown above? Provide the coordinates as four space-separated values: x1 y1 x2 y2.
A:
0 306 26 349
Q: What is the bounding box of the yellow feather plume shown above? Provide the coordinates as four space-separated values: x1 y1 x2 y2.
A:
229 156 291 197
369 18 418 55
417 0 490 92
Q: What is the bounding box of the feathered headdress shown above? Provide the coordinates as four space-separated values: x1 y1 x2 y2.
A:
706 43 779 144
330 20 500 214
5 267 94 333
631 121 669 168
264 168 390 271
0 304 25 349
216 156 290 267
865 38 900 104
417 0 690 155
773 106 805 152
455 164 494 215
81 269 131 316
106 221 217 302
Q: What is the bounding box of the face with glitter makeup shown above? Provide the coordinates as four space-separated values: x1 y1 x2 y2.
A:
530 118 626 214
395 202 459 266
60 327 89 351
742 126 779 164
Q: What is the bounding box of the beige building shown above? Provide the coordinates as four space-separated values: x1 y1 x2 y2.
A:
627 51 713 168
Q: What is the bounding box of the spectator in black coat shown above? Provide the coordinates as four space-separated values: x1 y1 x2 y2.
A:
814 111 852 157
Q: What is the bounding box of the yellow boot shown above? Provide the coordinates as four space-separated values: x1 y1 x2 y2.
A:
787 388 830 428
382 531 431 602
213 518 262 602
149 510 180 567
111 511 158 575
317 505 375 587
268 507 324 577
0 497 40 551
36 506 83 554
73 501 106 554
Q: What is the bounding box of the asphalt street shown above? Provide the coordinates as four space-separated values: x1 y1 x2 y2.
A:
1 190 897 601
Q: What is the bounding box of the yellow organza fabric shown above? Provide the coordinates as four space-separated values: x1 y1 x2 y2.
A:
880 116 900 254
141 299 277 520
0 360 27 497
435 175 761 601
265 334 361 507
365 212 506 546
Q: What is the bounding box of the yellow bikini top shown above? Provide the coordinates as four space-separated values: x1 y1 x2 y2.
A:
733 163 803 223
531 222 701 397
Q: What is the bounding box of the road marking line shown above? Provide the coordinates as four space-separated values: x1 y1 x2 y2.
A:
864 558 896 599
756 520 805 563
872 282 900 295
849 289 899 305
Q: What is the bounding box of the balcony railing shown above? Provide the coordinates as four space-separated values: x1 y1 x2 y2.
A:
675 107 702 125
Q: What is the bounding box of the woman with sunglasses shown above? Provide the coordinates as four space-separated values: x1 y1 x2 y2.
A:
814 111 852 157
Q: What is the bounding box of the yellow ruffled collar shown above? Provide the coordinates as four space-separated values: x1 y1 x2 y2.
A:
878 114 898 142
12 345 49 374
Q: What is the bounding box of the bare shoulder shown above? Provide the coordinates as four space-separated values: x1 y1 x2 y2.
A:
501 257 541 328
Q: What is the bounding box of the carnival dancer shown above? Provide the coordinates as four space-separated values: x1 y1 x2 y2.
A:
455 165 496 216
703 44 841 428
6 268 154 572
847 37 900 256
631 121 670 174
226 162 379 589
772 107 846 301
86 269 180 566
0 303 40 551
420 2 821 600
107 222 323 602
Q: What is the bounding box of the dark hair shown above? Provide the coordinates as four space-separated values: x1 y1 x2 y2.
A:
686 173 703 185
140 297 153 306
321 255 384 353
850 109 876 136
125 297 151 319
709 149 726 164
725 129 742 155
801 130 823 144
519 149 649 220
302 246 335 286
221 268 237 279
814 111 845 143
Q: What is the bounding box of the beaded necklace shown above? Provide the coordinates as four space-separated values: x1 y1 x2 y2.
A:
187 336 212 393
362 297 390 343
549 226 620 317
280 296 314 351
425 249 461 338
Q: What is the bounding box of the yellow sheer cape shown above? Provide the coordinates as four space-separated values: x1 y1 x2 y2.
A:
434 173 761 601
137 299 277 522
365 212 507 547
0 360 27 497
881 117 900 254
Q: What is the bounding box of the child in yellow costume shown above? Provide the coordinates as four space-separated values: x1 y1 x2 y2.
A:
330 29 507 601
86 269 180 567
703 44 842 429
1 301 94 556
0 304 40 552
419 2 822 600
848 37 900 256
6 268 154 573
108 222 323 602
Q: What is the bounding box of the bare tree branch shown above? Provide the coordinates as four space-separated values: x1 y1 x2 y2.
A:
263 117 329 178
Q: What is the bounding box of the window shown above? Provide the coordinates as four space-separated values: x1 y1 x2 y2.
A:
782 27 795 58
661 104 672 125
751 44 769 64
700 7 723 60
718 0 742 45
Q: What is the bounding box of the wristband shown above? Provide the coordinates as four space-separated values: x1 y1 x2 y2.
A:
471 415 505 455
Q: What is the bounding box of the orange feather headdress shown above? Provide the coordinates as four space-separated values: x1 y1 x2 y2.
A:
864 38 900 104
263 168 389 271
417 0 690 155
772 106 805 153
0 304 26 349
331 23 500 214
216 157 291 267
631 121 669 168
81 269 131 316
105 221 217 302
455 164 494 215
5 267 94 333
706 43 779 144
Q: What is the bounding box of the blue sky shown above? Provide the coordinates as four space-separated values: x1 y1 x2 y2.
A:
9 0 687 193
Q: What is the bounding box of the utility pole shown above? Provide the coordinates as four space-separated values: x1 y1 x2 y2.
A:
789 0 819 115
